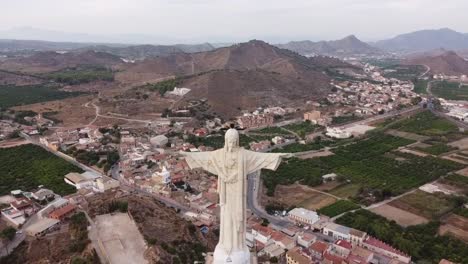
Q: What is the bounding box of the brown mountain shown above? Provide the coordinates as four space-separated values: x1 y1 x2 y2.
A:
0 50 123 73
116 39 351 84
173 69 330 118
79 43 215 60
406 50 468 75
119 40 355 117
276 35 383 56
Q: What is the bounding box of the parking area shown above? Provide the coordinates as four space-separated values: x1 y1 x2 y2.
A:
95 213 148 264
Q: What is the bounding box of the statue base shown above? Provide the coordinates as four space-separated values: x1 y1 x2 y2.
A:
211 245 251 264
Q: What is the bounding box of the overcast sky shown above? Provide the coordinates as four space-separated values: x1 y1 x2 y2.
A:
1 0 467 44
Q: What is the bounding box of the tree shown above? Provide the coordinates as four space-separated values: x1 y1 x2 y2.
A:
261 218 270 227
1 227 16 241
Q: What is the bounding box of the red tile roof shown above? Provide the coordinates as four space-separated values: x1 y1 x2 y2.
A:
324 252 345 264
11 198 32 210
335 239 352 250
49 204 76 219
364 236 409 257
310 241 328 254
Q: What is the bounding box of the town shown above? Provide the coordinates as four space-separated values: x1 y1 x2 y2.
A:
2 10 468 263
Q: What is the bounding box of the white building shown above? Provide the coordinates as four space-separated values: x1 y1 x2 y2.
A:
168 87 191 96
326 127 351 139
297 233 317 248
1 207 26 227
25 217 60 237
95 177 120 192
323 223 367 246
150 135 169 147
288 208 320 225
64 172 95 189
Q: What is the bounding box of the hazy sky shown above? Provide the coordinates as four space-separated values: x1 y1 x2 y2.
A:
1 0 467 44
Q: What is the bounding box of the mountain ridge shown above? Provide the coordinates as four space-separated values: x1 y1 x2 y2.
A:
276 35 383 56
374 28 468 53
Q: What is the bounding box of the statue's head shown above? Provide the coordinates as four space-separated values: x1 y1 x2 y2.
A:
224 128 239 152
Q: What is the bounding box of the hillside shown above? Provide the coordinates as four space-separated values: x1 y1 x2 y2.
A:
277 35 383 56
0 39 95 52
0 50 123 73
374 28 468 53
116 40 355 117
116 39 351 84
406 51 468 75
80 43 215 60
173 69 329 118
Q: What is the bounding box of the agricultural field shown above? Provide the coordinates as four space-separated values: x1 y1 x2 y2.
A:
0 84 84 108
262 184 337 211
44 66 114 85
0 144 81 195
440 174 468 195
251 126 292 136
439 214 468 243
331 115 362 125
262 133 463 202
431 81 468 101
370 204 429 227
317 200 360 217
283 121 319 138
389 190 458 219
414 143 457 155
272 141 330 153
337 209 468 263
328 184 361 199
381 64 426 81
413 79 428 94
388 110 458 136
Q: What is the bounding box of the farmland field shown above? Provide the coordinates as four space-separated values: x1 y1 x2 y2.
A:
431 81 468 100
337 209 468 263
262 133 463 201
251 126 292 135
389 190 457 219
0 144 82 195
329 184 361 199
382 64 426 80
388 110 458 136
415 143 457 155
317 200 360 217
413 79 428 94
283 121 319 138
44 66 114 85
370 204 429 227
0 84 84 108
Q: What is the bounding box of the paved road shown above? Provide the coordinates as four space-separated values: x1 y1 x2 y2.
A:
0 233 25 257
247 171 290 228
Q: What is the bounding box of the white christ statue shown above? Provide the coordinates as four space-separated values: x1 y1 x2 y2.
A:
181 128 290 264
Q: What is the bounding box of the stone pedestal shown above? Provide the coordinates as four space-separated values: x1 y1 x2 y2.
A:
212 245 250 264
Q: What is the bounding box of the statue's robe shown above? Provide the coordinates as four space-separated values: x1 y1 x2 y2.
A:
183 148 284 254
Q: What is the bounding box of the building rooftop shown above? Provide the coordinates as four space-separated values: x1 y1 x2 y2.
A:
335 239 353 249
65 172 89 184
325 222 350 235
25 218 60 235
310 241 328 254
287 248 311 264
289 207 319 220
364 236 410 258
49 204 76 219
